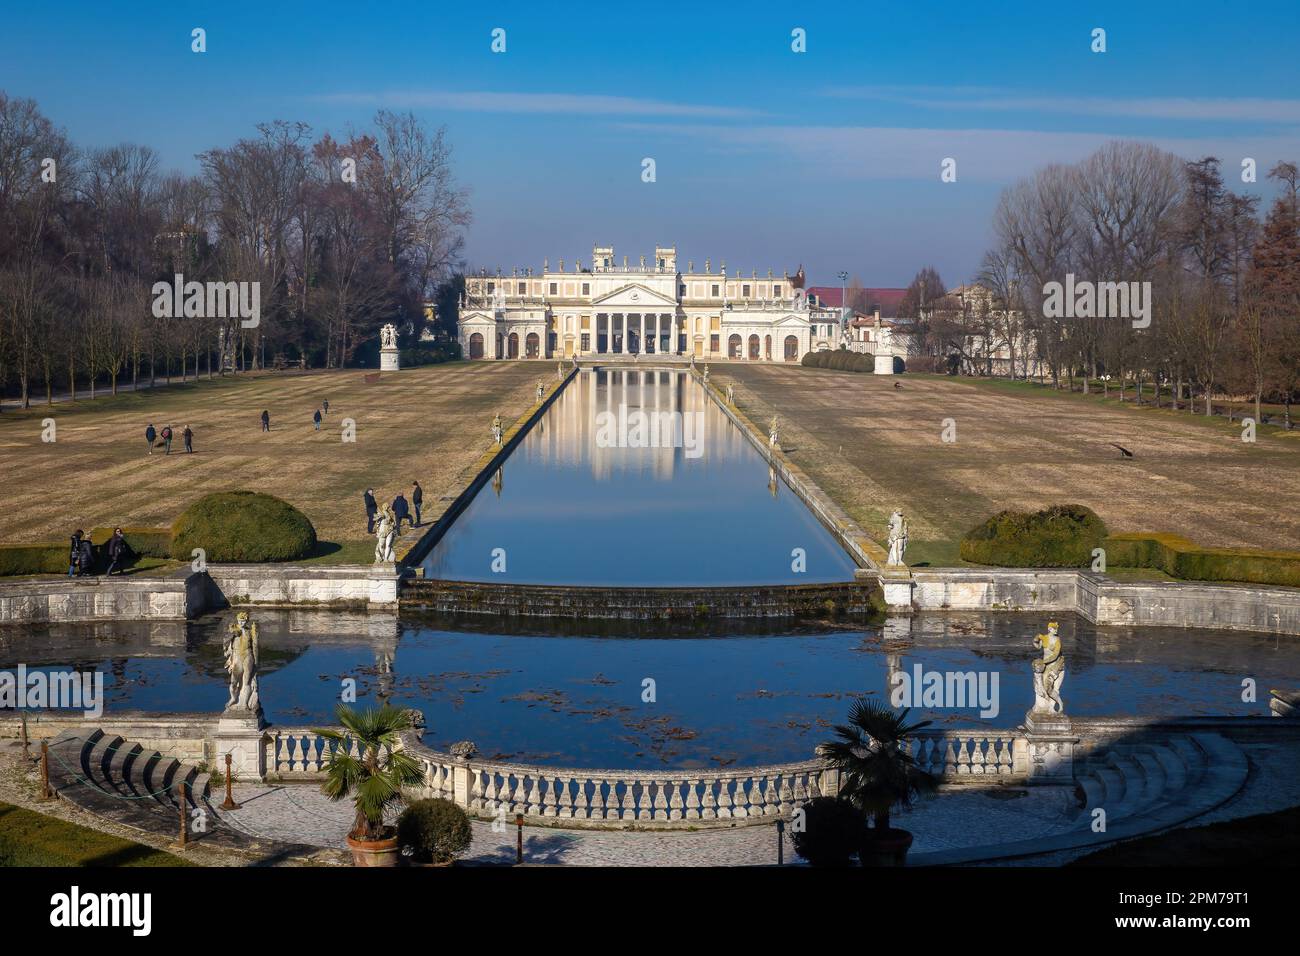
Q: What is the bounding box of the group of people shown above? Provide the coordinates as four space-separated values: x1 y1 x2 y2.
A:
364 481 423 534
68 527 132 577
144 423 193 455
260 398 329 434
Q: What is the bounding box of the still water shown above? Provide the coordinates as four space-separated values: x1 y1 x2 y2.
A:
421 367 859 585
7 610 1294 769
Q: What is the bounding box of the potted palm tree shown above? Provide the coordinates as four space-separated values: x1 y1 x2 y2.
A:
818 697 938 866
318 704 425 867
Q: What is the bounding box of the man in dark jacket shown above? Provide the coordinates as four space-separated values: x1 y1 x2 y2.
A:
183 425 194 453
313 408 322 431
261 410 270 432
105 528 131 575
145 424 156 455
411 481 423 527
69 530 84 576
392 493 411 532
364 488 378 533
78 535 95 576
161 425 173 454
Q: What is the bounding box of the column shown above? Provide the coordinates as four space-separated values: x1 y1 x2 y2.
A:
617 313 624 354
639 313 646 355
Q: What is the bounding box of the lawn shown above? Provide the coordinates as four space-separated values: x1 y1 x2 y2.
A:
0 362 544 550
718 365 1300 564
0 801 190 867
1068 804 1300 866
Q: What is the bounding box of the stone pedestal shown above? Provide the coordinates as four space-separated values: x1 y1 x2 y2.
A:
874 353 896 375
380 346 400 372
368 563 399 607
213 710 267 781
1019 710 1077 782
880 569 914 613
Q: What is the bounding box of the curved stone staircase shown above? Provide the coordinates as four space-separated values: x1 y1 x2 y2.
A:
43 729 241 849
912 731 1250 865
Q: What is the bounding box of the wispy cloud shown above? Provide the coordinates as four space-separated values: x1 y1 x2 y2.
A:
619 122 1300 182
315 90 759 118
822 86 1300 123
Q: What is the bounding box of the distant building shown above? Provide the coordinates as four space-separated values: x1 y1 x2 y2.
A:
458 245 818 361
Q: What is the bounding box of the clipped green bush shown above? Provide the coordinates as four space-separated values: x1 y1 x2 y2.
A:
89 526 172 558
800 349 875 372
960 504 1108 568
1104 533 1300 588
790 797 866 867
396 798 473 864
0 543 67 577
170 491 316 563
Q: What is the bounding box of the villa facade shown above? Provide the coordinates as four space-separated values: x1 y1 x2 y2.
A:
458 245 826 361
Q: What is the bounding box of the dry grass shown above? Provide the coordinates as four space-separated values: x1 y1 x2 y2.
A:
719 365 1300 566
0 362 545 547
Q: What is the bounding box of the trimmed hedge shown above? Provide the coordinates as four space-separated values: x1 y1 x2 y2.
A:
801 349 875 372
0 543 67 577
1104 533 1300 588
170 491 317 563
396 798 473 864
89 526 173 558
960 504 1108 568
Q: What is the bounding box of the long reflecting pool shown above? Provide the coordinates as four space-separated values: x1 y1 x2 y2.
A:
6 610 1294 769
421 367 859 585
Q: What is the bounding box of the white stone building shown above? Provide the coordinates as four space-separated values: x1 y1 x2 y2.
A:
458 245 816 361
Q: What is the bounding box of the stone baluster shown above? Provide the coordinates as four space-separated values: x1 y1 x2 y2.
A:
668 780 685 820
716 777 734 819
971 737 988 775
509 774 527 814
764 774 781 816
469 771 485 809
685 779 701 820
699 779 718 820
525 776 543 815
956 736 972 774
620 780 637 821
573 778 590 820
943 739 959 775
1000 737 1016 774
589 778 607 819
652 779 669 820
553 775 571 818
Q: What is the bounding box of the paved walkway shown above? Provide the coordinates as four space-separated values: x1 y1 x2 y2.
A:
212 782 1081 866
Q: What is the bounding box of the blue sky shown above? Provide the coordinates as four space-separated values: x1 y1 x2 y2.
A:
3 1 1299 286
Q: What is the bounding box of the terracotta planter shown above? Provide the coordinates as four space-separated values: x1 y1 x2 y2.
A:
346 832 400 867
859 827 913 867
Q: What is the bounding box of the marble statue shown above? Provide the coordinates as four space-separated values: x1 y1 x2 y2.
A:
886 509 908 566
491 413 504 446
1032 622 1066 714
380 323 397 349
536 381 545 401
768 416 779 448
726 383 734 405
223 611 261 713
556 361 563 380
373 504 396 563
702 364 710 384
571 353 579 368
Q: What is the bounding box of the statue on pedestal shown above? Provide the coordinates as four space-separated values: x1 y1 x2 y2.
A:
726 383 734 405
224 611 261 714
536 381 545 401
491 413 504 446
768 416 779 448
702 364 710 384
373 505 397 563
1031 622 1066 715
380 323 397 349
886 509 908 566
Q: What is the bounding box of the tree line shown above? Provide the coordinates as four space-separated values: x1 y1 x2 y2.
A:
0 90 470 407
893 141 1300 425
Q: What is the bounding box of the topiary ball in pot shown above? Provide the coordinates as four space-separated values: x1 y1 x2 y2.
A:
396 798 473 865
170 491 317 563
790 796 866 867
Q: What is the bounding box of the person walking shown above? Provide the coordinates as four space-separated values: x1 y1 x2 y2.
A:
323 399 330 416
411 481 423 527
78 534 95 576
183 425 194 453
68 529 84 577
145 423 156 455
364 488 378 534
161 424 173 455
313 408 322 431
392 493 411 532
261 410 270 432
105 528 130 576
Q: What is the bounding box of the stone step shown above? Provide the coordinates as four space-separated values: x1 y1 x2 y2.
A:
1136 743 1187 793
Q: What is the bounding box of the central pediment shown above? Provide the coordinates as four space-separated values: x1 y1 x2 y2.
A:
591 283 678 309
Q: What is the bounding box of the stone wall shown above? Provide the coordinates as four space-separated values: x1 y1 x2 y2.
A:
0 711 215 764
0 574 198 624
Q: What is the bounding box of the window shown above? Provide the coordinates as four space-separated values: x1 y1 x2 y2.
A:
679 285 686 296
711 284 719 297
581 333 590 351
581 282 590 295
773 285 781 297
742 284 751 297
518 282 526 294
710 334 720 352
486 282 495 294
549 282 558 295
603 258 611 268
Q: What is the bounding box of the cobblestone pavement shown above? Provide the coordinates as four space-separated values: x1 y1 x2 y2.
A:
211 782 1081 866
